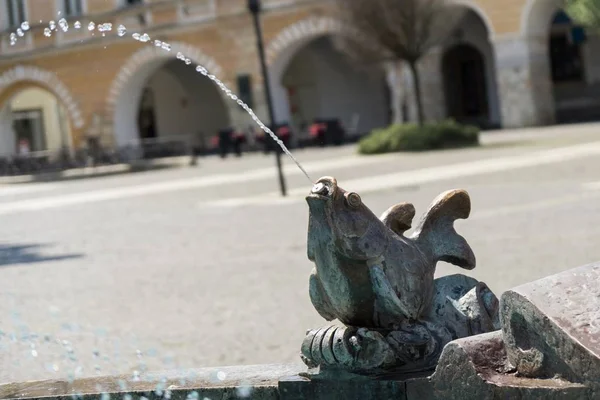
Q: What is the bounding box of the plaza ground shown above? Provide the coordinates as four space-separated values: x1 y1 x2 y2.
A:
1 123 600 384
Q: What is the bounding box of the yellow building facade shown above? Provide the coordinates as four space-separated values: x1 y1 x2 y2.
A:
0 0 596 157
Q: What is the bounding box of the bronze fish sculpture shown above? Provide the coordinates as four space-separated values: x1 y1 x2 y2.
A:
301 176 500 374
306 176 476 329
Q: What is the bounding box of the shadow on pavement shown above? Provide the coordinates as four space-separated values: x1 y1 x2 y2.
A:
0 243 83 266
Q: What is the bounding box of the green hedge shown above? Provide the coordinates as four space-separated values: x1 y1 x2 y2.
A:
358 120 480 154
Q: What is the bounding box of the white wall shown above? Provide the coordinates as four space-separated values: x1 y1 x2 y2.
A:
146 69 195 139
165 62 229 144
280 36 388 135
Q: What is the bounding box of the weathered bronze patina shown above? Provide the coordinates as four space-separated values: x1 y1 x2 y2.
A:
302 176 500 375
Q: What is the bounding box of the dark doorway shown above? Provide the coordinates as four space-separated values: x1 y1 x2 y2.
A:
12 109 46 152
137 87 157 140
442 44 489 126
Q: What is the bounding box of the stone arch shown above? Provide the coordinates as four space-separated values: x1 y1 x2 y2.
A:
105 41 230 147
452 0 496 38
265 16 382 128
521 0 563 37
0 65 84 129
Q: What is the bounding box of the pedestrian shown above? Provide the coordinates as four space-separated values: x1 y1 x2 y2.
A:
218 128 233 159
232 129 246 157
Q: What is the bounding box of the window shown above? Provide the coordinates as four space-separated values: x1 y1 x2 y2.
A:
62 0 84 17
237 75 253 109
550 34 584 82
549 11 586 83
6 0 26 29
122 0 146 25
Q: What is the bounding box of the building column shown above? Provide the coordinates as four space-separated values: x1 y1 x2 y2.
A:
385 61 404 124
404 48 446 123
493 36 555 128
0 105 16 157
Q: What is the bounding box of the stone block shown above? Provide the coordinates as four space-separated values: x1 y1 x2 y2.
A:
430 331 593 400
500 262 600 383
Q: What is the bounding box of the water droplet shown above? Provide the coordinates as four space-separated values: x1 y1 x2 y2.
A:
139 33 150 42
88 22 95 31
52 363 59 372
196 66 207 75
9 33 17 46
74 21 81 29
59 18 68 32
176 52 185 60
101 393 110 400
21 21 29 31
236 384 253 398
16 28 24 37
123 395 132 400
117 24 126 36
132 32 140 40
217 371 226 381
164 390 172 400
161 42 171 51
132 370 141 381
185 58 192 65
140 397 148 400
31 349 38 357
136 349 143 358
154 39 162 47
98 22 112 32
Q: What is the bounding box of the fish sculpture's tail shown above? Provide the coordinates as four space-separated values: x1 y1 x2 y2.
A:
411 189 476 270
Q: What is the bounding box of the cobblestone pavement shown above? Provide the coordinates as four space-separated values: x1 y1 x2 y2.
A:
1 124 600 384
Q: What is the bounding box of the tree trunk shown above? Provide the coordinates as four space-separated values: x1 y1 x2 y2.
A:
408 60 425 126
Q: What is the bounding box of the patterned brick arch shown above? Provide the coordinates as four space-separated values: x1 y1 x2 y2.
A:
265 16 347 66
0 65 84 128
105 41 227 119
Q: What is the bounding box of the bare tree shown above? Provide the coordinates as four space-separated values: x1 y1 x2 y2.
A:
334 0 465 126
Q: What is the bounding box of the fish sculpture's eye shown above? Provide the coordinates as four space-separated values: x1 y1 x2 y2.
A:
312 182 329 196
345 192 362 209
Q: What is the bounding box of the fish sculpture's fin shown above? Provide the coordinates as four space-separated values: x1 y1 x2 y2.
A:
411 189 475 270
368 257 417 321
380 203 416 236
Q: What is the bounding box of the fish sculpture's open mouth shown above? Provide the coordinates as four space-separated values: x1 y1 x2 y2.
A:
307 176 338 201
